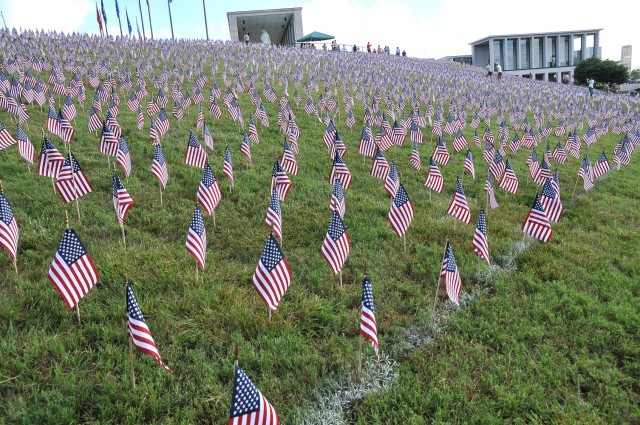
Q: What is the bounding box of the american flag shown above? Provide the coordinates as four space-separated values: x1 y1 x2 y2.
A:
116 136 132 179
203 122 214 150
483 126 495 144
156 109 170 137
0 123 17 150
330 178 345 219
62 96 77 121
566 132 581 159
578 156 595 192
37 137 65 178
446 178 471 224
489 151 505 180
498 159 519 194
88 107 102 133
172 100 184 121
223 146 234 187
535 158 552 185
409 121 423 144
197 163 222 216
265 188 283 242
433 136 450 166
55 152 93 203
482 140 495 164
323 121 337 150
440 241 461 306
126 285 172 372
484 170 499 209
371 146 390 179
254 102 268 126
358 125 376 158
509 133 522 153
16 125 34 164
185 204 206 270
280 140 298 176
583 127 597 146
541 121 552 139
147 96 159 117
321 211 350 275
472 209 490 266
522 193 552 243
151 144 169 190
112 172 134 227
443 114 456 135
424 156 444 193
0 192 19 261
527 149 540 181
329 152 352 190
241 132 252 164
453 130 467 153
228 365 279 425
463 149 475 179
45 105 61 138
252 234 292 311
248 116 260 144
99 122 119 157
553 141 567 164
498 122 509 141
47 228 98 309
388 183 414 238
384 162 399 199
360 276 380 360
57 109 75 143
592 151 610 179
184 131 207 169
431 114 442 136
127 91 140 112
410 141 422 170
540 178 563 222
346 109 356 129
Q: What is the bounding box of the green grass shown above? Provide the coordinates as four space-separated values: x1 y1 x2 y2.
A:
1 46 639 424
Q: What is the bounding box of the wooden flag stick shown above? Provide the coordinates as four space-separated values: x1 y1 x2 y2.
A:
159 182 163 206
234 343 240 367
195 263 199 283
572 175 580 199
121 225 127 248
403 233 407 252
129 336 136 389
212 209 216 228
339 270 343 288
357 336 363 382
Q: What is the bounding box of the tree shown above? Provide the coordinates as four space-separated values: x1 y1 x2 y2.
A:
573 57 629 86
630 68 640 82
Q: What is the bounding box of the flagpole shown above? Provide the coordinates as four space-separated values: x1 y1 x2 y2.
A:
159 181 163 206
116 1 123 38
431 241 448 320
167 0 174 41
67 143 81 222
202 0 209 41
147 0 154 40
137 0 146 40
357 336 363 382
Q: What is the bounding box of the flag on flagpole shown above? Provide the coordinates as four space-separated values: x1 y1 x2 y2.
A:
321 211 350 275
0 192 19 261
197 163 222 216
251 234 292 311
360 276 380 360
522 193 552 243
112 172 134 227
446 177 471 224
127 285 172 371
440 241 461 305
228 365 279 425
47 228 98 309
185 204 206 270
472 209 490 266
55 152 93 203
265 188 283 242
388 183 414 238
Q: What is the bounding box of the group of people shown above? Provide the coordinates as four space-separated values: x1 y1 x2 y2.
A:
366 42 406 56
484 60 503 80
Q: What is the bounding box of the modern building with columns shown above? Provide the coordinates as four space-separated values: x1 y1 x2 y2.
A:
227 8 303 46
470 29 602 82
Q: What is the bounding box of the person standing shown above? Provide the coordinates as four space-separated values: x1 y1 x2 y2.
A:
243 33 250 45
396 46 400 56
495 62 502 80
484 61 493 78
587 78 595 97
353 44 357 52
367 42 371 53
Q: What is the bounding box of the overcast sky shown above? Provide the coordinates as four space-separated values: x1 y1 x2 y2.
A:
2 0 638 68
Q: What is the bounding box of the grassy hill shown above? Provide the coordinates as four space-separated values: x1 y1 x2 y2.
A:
0 38 638 424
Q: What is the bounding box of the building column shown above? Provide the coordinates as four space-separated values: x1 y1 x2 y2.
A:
488 39 494 67
542 36 547 69
582 33 587 60
516 37 521 70
503 38 507 68
594 32 600 58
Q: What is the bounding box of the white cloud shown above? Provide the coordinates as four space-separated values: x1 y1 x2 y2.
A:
4 0 93 34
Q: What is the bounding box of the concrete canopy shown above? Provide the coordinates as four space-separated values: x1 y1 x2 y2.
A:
227 8 303 46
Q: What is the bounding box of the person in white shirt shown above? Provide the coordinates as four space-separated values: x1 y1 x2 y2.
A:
243 33 250 45
495 62 503 80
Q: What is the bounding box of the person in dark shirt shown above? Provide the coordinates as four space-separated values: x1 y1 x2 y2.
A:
401 50 406 57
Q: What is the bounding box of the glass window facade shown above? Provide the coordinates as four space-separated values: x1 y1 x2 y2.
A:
520 38 530 69
558 36 569 66
532 37 543 68
546 37 557 67
573 35 582 64
492 39 504 68
585 34 594 58
506 39 517 70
